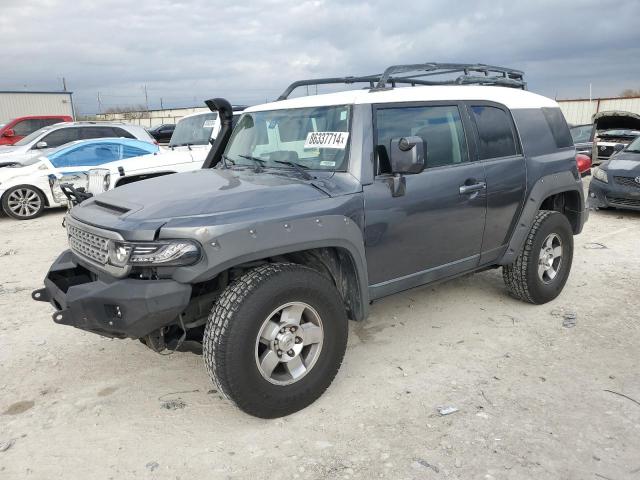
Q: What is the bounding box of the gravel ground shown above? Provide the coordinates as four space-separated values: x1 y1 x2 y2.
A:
0 201 639 480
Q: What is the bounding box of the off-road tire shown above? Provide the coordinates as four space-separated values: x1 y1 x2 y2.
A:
503 210 574 304
2 185 46 220
203 263 348 418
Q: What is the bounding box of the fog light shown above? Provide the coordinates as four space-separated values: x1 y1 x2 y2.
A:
590 192 596 198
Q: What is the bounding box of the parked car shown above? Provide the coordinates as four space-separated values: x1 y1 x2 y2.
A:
34 63 587 418
0 115 73 146
0 121 155 165
148 124 175 143
0 138 158 220
589 134 640 210
591 111 640 164
569 123 593 156
73 107 245 199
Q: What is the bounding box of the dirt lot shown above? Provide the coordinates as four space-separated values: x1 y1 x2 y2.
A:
1 202 639 480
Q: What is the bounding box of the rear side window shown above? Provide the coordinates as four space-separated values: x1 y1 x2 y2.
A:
111 127 135 139
542 108 573 148
80 127 119 140
41 118 64 128
470 106 518 159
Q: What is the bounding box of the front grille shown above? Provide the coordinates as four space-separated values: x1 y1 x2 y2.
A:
596 145 614 160
67 224 109 264
614 176 640 189
606 196 640 208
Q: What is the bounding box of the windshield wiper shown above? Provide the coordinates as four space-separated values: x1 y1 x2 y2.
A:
625 149 640 153
272 160 314 180
237 154 266 172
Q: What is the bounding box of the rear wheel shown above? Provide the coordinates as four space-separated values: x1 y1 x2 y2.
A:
2 185 45 220
203 263 348 418
503 210 574 304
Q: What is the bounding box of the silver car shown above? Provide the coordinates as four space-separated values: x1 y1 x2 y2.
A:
0 122 155 165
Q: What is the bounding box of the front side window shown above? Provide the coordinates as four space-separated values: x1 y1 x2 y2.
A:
376 105 468 173
13 119 42 136
470 106 518 159
224 105 351 171
40 128 79 149
170 113 217 147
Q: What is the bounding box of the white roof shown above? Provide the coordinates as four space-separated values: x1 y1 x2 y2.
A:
245 85 558 113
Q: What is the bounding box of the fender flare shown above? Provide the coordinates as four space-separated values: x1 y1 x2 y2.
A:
498 170 585 265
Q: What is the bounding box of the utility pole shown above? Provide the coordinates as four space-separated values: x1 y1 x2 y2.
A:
143 84 149 110
97 92 103 114
160 97 164 109
61 76 67 91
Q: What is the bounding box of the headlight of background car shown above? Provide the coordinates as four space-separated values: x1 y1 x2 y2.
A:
108 239 201 267
593 167 608 183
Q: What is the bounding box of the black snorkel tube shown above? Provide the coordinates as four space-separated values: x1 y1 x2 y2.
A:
202 97 234 169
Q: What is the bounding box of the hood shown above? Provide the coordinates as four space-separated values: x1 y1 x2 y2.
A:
0 145 26 156
70 168 335 239
0 146 43 161
0 159 47 183
601 152 640 174
593 111 640 132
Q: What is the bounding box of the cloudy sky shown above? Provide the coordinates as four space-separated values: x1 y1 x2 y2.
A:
1 0 639 114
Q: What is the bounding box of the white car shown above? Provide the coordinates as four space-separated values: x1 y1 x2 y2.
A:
0 138 158 220
84 107 244 194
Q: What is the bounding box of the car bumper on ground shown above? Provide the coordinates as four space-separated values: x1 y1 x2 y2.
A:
32 250 192 339
588 178 640 211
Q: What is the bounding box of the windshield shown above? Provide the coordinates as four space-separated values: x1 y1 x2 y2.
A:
626 136 640 153
169 113 217 146
570 124 592 143
224 105 351 171
599 129 640 138
13 126 52 146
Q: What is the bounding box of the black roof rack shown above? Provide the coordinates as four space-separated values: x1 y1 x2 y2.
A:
277 62 526 100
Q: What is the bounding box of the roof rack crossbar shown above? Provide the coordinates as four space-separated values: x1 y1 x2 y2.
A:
277 62 526 100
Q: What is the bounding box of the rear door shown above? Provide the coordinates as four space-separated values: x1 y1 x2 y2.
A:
363 102 487 296
465 102 526 264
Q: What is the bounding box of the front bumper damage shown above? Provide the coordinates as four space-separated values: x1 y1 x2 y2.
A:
588 178 640 211
32 250 192 339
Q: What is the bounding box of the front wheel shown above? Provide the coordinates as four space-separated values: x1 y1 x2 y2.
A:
2 185 46 220
503 210 574 304
203 263 348 418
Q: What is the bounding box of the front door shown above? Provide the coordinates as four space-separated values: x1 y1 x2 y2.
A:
364 102 487 297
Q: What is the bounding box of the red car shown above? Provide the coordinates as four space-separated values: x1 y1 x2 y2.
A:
0 115 73 146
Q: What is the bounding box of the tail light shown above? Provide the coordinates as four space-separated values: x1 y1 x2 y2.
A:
576 153 592 176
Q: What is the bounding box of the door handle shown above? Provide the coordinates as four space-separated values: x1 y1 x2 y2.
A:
459 181 486 195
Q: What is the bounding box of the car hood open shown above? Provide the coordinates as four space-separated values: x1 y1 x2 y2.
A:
69 168 337 240
593 111 640 132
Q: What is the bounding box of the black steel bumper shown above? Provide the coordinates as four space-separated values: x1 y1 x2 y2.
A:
589 179 640 211
33 250 192 339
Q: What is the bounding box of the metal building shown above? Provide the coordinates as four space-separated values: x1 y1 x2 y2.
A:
95 106 209 128
0 91 75 122
558 96 640 125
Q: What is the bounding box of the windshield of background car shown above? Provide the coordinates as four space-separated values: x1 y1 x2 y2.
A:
224 105 351 171
625 136 640 153
570 125 593 143
13 126 53 146
169 113 217 146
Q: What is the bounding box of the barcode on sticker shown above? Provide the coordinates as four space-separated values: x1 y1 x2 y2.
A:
304 131 349 149
203 119 216 128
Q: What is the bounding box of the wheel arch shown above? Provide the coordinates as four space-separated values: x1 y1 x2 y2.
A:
499 171 586 266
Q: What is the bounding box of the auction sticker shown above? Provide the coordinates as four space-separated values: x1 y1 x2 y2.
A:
202 119 216 128
304 131 349 149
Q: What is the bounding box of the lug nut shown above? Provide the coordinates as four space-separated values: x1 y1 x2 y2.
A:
280 327 286 333
287 349 295 356
290 326 296 332
295 337 302 344
277 349 283 356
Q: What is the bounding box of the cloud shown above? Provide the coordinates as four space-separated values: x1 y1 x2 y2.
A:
1 0 638 113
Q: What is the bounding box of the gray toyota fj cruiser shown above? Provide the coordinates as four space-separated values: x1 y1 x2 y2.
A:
33 63 587 418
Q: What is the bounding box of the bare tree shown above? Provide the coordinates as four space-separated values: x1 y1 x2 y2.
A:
620 88 640 98
103 104 150 119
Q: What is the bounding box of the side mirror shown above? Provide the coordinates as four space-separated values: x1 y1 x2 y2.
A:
3 129 15 137
614 143 625 152
35 141 48 149
389 136 425 174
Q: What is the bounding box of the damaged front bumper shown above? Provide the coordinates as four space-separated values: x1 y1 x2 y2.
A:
589 178 640 211
33 250 192 339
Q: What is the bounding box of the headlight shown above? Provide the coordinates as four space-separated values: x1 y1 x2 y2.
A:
593 167 608 183
108 239 201 267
